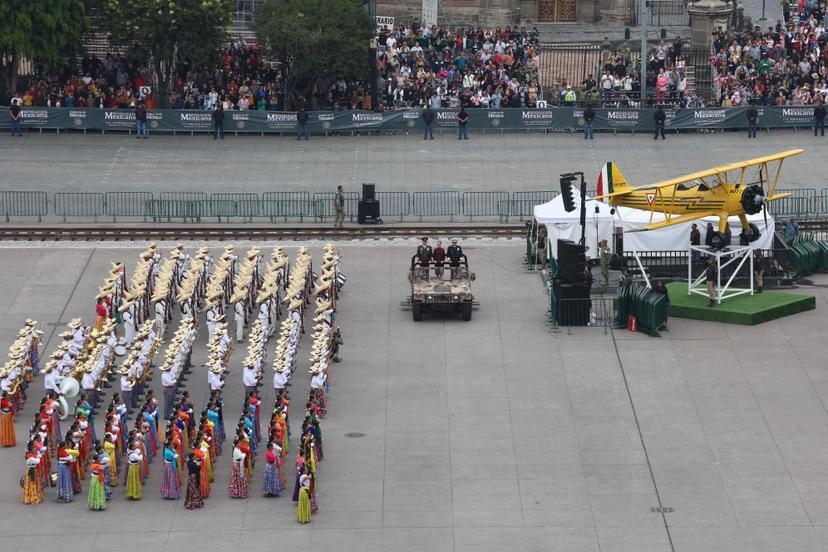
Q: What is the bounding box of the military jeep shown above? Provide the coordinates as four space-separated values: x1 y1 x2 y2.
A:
407 254 476 321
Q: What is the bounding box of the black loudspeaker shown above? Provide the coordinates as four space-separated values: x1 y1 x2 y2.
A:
553 279 592 326
358 200 380 223
362 183 376 202
557 239 587 283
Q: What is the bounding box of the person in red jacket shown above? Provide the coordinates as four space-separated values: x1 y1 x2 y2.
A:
95 298 108 332
433 240 446 278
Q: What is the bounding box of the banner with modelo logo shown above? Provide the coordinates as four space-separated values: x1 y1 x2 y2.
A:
0 107 822 133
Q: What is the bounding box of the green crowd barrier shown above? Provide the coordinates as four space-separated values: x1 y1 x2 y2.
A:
149 193 208 222
786 234 824 277
412 191 461 221
375 191 410 221
312 192 359 222
615 285 668 331
0 191 48 222
462 191 510 221
261 192 313 222
54 192 106 222
105 192 153 222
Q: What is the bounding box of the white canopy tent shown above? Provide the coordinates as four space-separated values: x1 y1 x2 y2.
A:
616 206 775 251
532 195 775 258
532 195 615 260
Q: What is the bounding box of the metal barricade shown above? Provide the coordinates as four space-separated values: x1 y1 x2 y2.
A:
151 192 208 222
462 191 510 221
375 191 410 221
549 296 616 334
816 190 828 215
209 193 260 222
105 192 153 222
412 191 461 221
54 192 106 222
511 191 558 220
261 192 313 222
769 188 816 217
312 192 359 222
0 191 48 222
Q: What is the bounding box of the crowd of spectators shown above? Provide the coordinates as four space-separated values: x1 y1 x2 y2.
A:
8 23 543 112
710 0 828 106
374 23 541 109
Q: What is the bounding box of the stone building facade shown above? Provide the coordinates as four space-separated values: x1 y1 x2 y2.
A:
375 0 636 26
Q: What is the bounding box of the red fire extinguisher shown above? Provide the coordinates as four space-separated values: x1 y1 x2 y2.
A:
627 314 637 332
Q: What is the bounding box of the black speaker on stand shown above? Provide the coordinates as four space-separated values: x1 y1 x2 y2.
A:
358 182 382 224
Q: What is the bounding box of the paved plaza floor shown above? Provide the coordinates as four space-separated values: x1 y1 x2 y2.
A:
1 130 827 196
1 242 828 551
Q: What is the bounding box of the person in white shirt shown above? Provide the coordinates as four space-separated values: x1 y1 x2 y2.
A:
155 299 166 336
234 301 245 343
161 366 178 418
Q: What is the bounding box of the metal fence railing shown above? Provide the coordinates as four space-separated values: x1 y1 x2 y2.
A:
105 192 153 222
511 191 558 220
54 192 106 222
375 192 410 221
209 193 259 222
312 192 359 221
0 191 48 222
261 192 313 222
9 188 828 223
462 191 510 221
412 191 462 220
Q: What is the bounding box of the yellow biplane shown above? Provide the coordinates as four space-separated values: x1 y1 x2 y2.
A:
594 149 803 248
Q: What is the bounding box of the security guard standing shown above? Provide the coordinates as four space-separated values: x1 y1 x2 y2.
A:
334 185 345 228
446 239 463 277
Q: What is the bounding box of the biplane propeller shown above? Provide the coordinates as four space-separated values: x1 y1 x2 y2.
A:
593 149 803 250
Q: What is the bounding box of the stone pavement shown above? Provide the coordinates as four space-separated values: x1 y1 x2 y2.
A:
1 130 826 197
1 242 828 551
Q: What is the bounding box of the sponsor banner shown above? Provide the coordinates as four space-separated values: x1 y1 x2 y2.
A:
375 16 394 32
0 106 822 132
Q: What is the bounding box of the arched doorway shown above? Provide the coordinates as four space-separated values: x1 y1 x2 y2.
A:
538 0 577 21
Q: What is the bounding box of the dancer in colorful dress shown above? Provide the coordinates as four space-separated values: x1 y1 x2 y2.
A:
0 391 16 447
228 438 249 498
56 440 77 502
296 471 312 523
22 442 43 504
125 440 143 499
161 436 181 499
184 451 204 509
262 441 282 497
88 462 107 510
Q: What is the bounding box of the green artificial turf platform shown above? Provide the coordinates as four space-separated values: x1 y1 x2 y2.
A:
666 282 816 325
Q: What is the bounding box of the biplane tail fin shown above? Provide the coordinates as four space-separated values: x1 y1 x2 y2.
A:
595 162 631 202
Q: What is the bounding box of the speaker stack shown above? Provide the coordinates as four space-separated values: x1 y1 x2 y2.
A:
554 239 591 325
358 183 381 224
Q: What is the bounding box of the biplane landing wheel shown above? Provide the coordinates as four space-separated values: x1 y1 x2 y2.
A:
740 223 761 245
709 231 726 251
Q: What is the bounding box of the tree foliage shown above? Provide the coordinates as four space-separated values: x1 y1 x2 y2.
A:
0 0 87 95
254 0 371 107
101 0 232 106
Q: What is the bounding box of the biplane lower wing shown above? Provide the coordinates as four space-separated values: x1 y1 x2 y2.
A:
625 211 719 232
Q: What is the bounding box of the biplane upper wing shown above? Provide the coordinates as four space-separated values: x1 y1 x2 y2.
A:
625 211 720 232
593 149 804 200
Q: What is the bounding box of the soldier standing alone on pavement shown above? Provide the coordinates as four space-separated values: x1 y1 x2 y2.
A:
598 239 611 286
334 185 345 228
705 258 718 308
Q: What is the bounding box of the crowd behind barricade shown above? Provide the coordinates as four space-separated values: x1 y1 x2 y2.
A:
7 24 544 111
709 0 828 107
